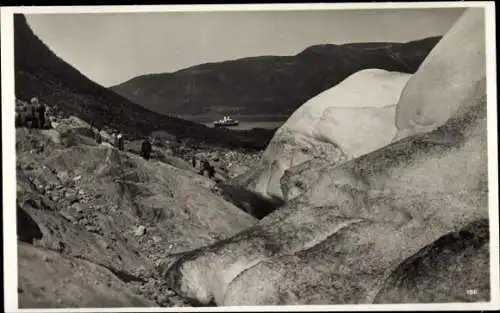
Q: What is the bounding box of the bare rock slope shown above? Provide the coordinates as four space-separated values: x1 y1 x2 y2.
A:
18 242 156 308
163 8 489 306
16 118 257 308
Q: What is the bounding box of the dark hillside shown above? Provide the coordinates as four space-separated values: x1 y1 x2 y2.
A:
111 37 441 117
14 14 274 150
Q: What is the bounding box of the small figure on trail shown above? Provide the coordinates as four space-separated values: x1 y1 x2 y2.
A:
117 133 125 151
30 105 38 129
94 128 103 144
37 101 47 129
29 97 40 128
44 105 53 128
110 132 116 146
207 164 215 179
191 155 197 168
199 159 216 179
141 137 153 160
19 106 29 127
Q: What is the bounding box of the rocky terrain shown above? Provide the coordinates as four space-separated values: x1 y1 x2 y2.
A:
163 8 491 305
111 37 441 117
16 114 265 308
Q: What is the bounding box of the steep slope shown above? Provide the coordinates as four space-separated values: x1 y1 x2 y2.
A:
163 8 489 306
111 37 440 117
18 242 156 308
16 119 258 308
14 14 273 150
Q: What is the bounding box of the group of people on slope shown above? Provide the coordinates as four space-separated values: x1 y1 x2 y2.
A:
191 155 216 179
18 97 216 179
90 126 155 162
15 97 52 129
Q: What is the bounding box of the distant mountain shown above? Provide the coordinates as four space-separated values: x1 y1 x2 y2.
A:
14 14 274 150
111 36 441 117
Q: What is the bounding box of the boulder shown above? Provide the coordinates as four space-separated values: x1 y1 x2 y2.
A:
53 116 91 133
98 130 117 146
16 128 61 165
243 69 412 201
39 129 62 145
134 225 147 237
163 8 489 306
18 242 156 308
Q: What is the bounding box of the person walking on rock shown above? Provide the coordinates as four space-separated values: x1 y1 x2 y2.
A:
30 105 38 129
141 137 153 160
117 133 125 151
37 101 47 129
94 128 103 144
29 97 40 128
44 105 53 128
207 164 215 179
19 106 28 127
109 132 116 147
199 159 215 179
191 155 197 168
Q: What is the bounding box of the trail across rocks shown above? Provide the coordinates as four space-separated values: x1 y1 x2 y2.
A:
15 117 263 308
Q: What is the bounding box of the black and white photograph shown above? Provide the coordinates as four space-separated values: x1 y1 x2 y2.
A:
1 2 499 311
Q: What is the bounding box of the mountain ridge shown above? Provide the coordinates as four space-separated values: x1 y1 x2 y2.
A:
111 36 441 117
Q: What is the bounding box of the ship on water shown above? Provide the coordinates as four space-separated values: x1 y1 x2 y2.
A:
213 115 240 127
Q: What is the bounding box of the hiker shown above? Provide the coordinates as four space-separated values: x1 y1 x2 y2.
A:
94 128 103 144
191 155 197 168
37 101 47 129
30 105 38 129
29 97 39 128
117 133 125 151
19 106 29 127
198 159 207 175
199 159 215 179
207 164 215 179
141 137 153 160
113 132 118 145
45 105 54 128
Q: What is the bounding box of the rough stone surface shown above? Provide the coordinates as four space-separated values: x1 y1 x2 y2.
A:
18 242 156 308
16 114 257 308
163 8 489 306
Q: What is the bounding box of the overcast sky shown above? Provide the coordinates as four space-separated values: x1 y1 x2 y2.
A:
26 7 465 87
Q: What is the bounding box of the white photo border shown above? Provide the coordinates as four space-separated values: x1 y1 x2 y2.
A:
1 2 498 312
